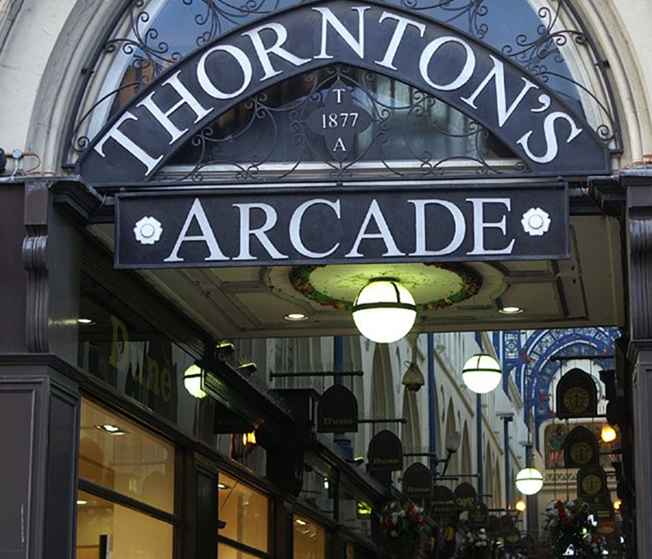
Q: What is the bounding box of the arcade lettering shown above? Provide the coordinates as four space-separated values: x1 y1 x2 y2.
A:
80 1 608 183
115 184 568 268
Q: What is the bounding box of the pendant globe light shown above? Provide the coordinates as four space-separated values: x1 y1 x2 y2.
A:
184 364 207 399
352 278 417 343
462 353 502 394
601 423 617 443
515 467 544 495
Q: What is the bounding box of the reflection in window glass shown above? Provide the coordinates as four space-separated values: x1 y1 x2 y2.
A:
218 472 269 552
79 399 175 513
293 515 326 559
76 490 173 559
339 479 372 539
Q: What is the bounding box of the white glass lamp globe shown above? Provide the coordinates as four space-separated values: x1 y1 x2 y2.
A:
352 278 417 344
184 364 207 399
462 354 502 394
515 467 544 495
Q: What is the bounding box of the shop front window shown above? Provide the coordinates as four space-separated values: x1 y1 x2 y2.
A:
76 398 176 558
218 472 270 556
293 515 326 559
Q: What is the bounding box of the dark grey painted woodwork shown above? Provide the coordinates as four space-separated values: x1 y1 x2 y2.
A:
23 181 50 353
195 455 217 559
0 184 27 352
0 367 79 559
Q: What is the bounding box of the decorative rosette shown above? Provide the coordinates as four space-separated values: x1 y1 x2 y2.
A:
133 216 163 245
521 207 551 236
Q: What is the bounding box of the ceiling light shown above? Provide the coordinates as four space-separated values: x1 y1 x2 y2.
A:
96 424 127 436
515 499 526 512
284 312 308 322
184 364 207 399
77 318 94 325
515 467 544 495
218 483 230 490
462 354 502 394
499 306 523 315
613 498 622 511
77 500 88 506
295 518 308 526
601 423 617 443
352 278 416 343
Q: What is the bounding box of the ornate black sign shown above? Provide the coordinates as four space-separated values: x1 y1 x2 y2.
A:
556 368 598 419
402 462 433 502
367 429 403 471
431 485 457 520
317 384 358 433
577 465 613 518
563 425 599 468
77 0 610 184
454 482 478 510
115 183 568 268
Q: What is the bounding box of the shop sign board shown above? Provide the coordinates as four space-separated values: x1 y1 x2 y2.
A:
317 384 358 433
454 482 478 510
77 0 611 184
367 429 403 471
563 425 599 468
431 485 457 519
556 367 598 419
115 183 568 269
402 463 433 501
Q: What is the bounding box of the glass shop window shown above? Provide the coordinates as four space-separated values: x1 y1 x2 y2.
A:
218 472 270 556
298 454 335 520
338 478 373 539
76 398 175 558
293 515 326 559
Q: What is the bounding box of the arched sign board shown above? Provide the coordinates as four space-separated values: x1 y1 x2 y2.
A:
454 482 478 510
556 368 598 419
431 485 457 521
78 0 609 185
367 429 403 471
563 425 599 468
402 462 433 502
317 384 358 433
577 464 613 520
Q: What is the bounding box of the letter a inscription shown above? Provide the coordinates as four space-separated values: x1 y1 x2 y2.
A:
306 79 373 162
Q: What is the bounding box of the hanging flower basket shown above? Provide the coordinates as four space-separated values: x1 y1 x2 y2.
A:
380 500 433 559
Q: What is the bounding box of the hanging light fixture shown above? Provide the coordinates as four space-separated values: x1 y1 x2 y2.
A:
613 498 622 512
352 278 417 343
184 364 207 399
462 354 502 394
515 467 544 495
515 499 527 512
601 423 618 443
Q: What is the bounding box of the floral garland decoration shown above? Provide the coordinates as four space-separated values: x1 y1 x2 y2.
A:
544 499 608 557
380 500 434 558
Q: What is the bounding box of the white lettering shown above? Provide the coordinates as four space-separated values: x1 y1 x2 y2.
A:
375 12 425 70
408 200 465 256
333 137 347 152
516 111 583 164
197 45 253 99
419 36 475 91
289 199 341 258
137 71 213 144
164 198 228 262
313 6 369 60
466 198 515 255
233 203 288 260
461 56 538 127
94 112 163 175
346 199 405 257
243 23 311 81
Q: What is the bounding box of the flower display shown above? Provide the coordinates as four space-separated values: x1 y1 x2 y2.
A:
544 499 609 557
380 500 433 558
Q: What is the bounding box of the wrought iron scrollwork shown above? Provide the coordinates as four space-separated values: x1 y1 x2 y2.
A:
66 0 622 176
501 0 621 151
154 65 525 183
